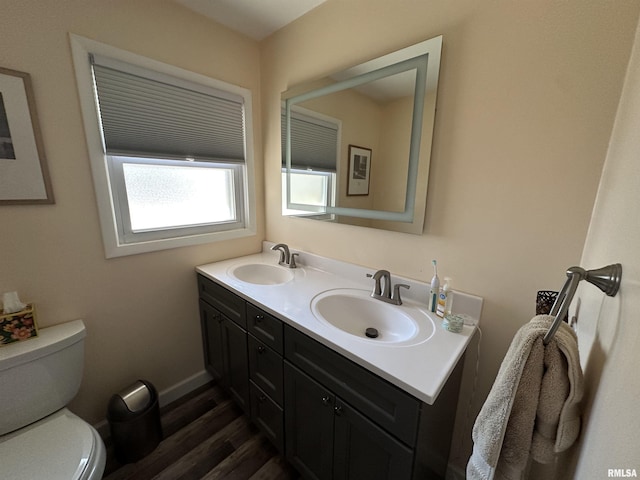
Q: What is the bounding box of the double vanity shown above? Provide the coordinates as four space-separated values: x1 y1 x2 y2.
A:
196 243 482 479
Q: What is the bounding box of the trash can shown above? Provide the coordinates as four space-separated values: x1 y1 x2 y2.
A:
107 379 163 464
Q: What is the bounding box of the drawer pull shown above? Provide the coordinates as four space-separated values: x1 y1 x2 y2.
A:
257 345 266 354
334 405 343 416
259 394 266 402
321 396 331 406
255 314 264 322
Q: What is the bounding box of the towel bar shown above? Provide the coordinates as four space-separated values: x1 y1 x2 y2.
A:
543 263 622 344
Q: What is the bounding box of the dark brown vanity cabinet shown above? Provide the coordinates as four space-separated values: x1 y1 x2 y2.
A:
197 274 463 480
246 304 285 452
198 296 250 412
198 274 285 451
284 325 424 480
284 362 413 480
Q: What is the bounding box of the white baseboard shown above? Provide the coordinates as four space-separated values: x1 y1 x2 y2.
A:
94 369 213 439
157 370 213 408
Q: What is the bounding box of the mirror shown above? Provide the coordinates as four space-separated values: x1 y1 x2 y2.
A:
282 35 442 233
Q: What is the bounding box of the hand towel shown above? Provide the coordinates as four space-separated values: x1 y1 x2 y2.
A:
531 316 583 463
467 315 583 480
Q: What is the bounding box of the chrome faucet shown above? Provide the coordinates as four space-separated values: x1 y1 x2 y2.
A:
271 243 298 268
366 270 410 305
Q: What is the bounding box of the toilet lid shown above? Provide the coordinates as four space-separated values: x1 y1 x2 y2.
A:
0 409 99 480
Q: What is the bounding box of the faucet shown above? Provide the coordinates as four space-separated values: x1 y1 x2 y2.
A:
366 270 410 305
271 243 298 268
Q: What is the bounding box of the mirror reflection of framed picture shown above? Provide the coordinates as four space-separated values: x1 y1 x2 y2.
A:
0 67 54 204
347 145 371 196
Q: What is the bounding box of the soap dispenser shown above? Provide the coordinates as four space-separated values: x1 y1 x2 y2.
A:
436 277 453 318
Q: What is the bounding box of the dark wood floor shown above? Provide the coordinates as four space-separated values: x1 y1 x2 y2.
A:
103 382 299 480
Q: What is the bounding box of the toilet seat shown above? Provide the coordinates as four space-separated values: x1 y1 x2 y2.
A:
0 408 106 480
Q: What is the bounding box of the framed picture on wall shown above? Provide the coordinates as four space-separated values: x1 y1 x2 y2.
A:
0 67 54 204
347 144 371 196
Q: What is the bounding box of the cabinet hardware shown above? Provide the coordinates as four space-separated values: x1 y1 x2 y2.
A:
321 395 331 406
255 314 264 322
257 345 266 354
334 405 343 416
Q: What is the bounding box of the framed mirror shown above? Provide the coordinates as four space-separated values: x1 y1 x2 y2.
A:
282 35 442 233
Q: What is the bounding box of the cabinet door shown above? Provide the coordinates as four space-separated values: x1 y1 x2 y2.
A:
333 399 414 480
222 317 250 412
199 300 225 383
284 362 335 480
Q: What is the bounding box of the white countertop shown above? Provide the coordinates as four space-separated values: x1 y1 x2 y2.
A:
196 243 482 405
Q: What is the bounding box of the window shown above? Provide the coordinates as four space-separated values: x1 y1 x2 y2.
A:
70 35 255 257
281 168 336 219
109 156 244 243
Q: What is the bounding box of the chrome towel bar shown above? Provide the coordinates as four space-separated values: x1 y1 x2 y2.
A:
543 263 622 345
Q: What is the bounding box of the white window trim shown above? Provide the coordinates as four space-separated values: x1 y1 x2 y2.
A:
282 168 336 220
70 34 256 258
108 156 246 243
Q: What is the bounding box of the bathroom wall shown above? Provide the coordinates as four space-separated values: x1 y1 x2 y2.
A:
260 0 640 474
568 18 640 479
2 0 640 475
0 0 263 422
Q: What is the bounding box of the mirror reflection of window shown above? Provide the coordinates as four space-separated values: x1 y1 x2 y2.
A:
281 107 340 218
281 169 336 220
281 108 340 171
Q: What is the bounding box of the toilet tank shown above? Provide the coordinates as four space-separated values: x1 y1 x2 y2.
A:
0 320 86 436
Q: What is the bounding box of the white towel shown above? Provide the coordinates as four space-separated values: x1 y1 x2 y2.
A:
467 315 584 480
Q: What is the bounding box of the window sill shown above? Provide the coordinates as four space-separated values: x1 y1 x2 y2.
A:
104 225 256 258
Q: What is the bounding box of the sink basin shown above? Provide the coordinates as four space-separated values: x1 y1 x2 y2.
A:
310 289 435 345
229 263 295 285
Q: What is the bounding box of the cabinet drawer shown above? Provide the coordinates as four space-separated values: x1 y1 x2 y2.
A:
248 334 283 406
198 274 246 328
246 303 283 354
284 325 420 446
250 381 284 453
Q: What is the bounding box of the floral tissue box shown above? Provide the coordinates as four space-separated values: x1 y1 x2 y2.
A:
1 304 38 346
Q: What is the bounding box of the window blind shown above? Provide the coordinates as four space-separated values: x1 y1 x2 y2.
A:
91 55 246 162
282 110 338 171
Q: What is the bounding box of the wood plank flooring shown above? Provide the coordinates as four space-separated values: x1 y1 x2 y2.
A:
103 382 299 480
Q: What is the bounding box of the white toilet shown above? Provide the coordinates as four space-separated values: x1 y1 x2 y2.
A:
0 320 106 479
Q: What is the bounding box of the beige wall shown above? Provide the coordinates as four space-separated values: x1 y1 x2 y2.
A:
0 0 263 422
569 18 640 479
373 96 412 213
261 0 640 474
